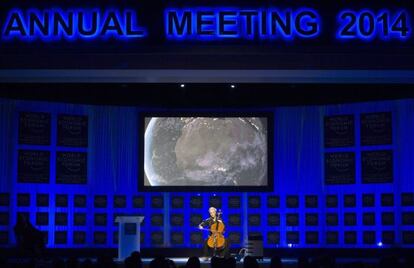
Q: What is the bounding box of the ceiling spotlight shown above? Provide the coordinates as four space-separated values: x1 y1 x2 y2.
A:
180 84 185 88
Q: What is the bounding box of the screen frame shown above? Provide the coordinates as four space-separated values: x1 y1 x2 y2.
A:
138 110 274 192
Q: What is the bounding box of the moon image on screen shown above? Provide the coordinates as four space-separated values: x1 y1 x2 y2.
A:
144 117 268 186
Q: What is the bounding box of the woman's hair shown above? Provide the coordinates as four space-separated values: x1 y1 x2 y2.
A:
209 207 217 213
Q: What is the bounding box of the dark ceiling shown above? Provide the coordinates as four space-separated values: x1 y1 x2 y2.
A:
0 83 413 108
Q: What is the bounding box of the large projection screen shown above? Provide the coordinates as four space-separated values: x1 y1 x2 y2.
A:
139 112 274 192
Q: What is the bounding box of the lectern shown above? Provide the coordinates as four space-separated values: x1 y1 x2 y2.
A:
115 216 145 260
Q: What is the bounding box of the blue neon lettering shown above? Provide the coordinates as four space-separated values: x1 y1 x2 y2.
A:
337 10 410 40
219 11 237 36
78 11 97 37
2 9 147 41
167 11 191 36
165 8 321 40
197 11 214 35
4 12 27 36
271 11 291 36
239 11 257 36
1 7 410 42
53 12 73 36
296 11 319 37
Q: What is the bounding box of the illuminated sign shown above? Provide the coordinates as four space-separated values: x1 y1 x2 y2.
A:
0 8 411 41
337 10 409 40
165 8 320 40
2 9 146 41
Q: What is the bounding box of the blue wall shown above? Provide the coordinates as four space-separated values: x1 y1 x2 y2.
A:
1 98 414 249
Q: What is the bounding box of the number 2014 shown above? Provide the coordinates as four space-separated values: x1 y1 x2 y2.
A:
338 10 410 40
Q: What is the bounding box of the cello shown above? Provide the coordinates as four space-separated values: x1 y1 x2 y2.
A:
207 211 226 252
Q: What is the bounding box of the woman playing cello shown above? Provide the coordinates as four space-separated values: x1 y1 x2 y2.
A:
198 207 230 260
